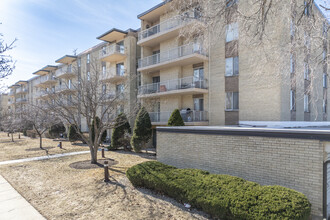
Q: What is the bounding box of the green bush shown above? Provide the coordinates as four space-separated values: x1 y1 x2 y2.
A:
168 109 185 126
68 124 80 142
127 161 311 220
130 107 152 152
91 117 107 143
49 123 66 138
110 113 131 150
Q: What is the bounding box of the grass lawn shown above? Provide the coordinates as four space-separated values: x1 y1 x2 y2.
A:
0 132 88 162
0 149 209 220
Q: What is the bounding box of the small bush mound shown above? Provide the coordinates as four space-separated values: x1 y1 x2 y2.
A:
68 124 80 142
127 161 311 220
110 113 131 151
168 109 185 126
131 107 152 152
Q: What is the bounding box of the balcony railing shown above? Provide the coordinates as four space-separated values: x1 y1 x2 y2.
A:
9 91 15 96
16 98 27 103
99 44 125 59
138 43 207 69
101 69 126 81
57 66 75 78
37 75 57 85
138 76 207 96
138 11 200 41
16 87 28 94
149 110 208 123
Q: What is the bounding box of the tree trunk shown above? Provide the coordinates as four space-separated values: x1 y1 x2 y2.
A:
11 133 14 142
39 136 43 149
90 146 98 164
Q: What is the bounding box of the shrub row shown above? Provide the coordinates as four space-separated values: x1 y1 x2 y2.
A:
126 161 311 220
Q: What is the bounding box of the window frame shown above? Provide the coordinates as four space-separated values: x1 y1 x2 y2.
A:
226 23 239 43
225 92 239 111
225 56 239 76
304 94 310 113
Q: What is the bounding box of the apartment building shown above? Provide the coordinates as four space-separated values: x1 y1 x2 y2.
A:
6 28 139 134
137 0 329 134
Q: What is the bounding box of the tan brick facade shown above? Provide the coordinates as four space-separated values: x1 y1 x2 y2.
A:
157 127 326 218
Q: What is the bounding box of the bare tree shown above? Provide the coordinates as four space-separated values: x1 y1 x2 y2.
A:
2 111 20 142
45 57 138 164
0 23 16 79
21 105 60 149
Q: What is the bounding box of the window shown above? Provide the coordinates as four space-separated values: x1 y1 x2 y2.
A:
102 84 106 95
225 56 239 76
290 20 295 37
304 94 309 112
116 63 125 76
194 67 204 81
68 64 72 72
102 46 106 55
290 90 296 111
102 62 106 76
87 71 90 81
226 23 238 42
117 105 124 115
323 99 327 113
116 84 124 94
290 54 295 74
194 98 204 111
226 92 239 110
68 79 72 89
226 0 238 7
304 62 309 80
78 58 81 67
323 49 327 61
324 74 327 88
87 54 90 64
304 0 310 16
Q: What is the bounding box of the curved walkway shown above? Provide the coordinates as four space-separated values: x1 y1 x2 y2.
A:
0 151 90 166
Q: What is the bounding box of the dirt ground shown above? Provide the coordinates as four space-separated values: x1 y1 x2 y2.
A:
0 150 209 220
0 132 88 162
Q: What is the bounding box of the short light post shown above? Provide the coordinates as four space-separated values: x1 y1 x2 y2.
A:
104 161 110 182
18 133 20 139
102 147 105 158
59 141 62 149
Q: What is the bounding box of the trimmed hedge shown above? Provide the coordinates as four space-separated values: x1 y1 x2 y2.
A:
126 161 311 220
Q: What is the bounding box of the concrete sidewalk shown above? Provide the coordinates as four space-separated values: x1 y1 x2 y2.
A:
0 175 45 220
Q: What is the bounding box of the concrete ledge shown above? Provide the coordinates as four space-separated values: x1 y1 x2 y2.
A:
157 126 330 141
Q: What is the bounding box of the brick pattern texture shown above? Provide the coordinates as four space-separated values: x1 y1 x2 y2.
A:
157 131 324 217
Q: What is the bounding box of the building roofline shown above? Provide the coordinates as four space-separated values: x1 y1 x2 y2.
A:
55 55 77 63
96 28 128 40
137 0 171 19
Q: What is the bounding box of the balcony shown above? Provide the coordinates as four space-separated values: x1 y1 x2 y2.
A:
101 92 126 103
149 110 208 126
100 69 127 83
16 98 27 104
138 76 208 99
56 85 75 94
16 87 28 95
138 12 201 47
9 91 15 96
138 43 208 72
57 67 76 79
99 44 126 62
36 75 57 87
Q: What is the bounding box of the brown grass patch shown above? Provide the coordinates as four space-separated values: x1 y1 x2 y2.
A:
0 151 209 220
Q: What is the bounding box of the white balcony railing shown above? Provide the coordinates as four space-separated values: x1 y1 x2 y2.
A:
138 11 200 41
16 98 27 103
101 69 126 81
138 43 207 69
56 66 75 78
149 110 208 123
99 44 125 59
37 75 57 85
16 87 28 94
138 76 207 96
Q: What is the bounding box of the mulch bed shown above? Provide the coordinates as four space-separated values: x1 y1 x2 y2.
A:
69 159 118 170
25 147 55 151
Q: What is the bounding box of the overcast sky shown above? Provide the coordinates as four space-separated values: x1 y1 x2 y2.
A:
0 0 329 89
0 0 161 88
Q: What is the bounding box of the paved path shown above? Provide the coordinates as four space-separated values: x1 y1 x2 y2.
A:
0 151 90 166
0 175 45 220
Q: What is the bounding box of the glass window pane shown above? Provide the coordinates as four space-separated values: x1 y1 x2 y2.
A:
226 93 232 110
226 58 233 76
233 57 239 75
233 92 239 109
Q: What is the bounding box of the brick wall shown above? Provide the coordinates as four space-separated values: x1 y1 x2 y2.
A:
157 127 327 218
